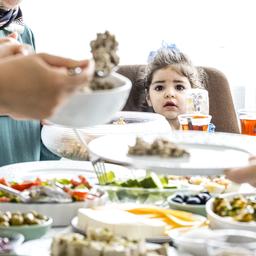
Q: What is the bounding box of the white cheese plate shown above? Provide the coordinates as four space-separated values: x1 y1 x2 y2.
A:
88 131 256 176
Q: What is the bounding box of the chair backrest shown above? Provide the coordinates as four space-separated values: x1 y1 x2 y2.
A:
117 65 239 133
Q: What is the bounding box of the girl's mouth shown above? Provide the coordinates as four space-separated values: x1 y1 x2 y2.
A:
163 101 177 108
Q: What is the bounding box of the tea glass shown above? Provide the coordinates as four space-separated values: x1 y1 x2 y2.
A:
178 114 212 131
238 110 256 136
207 229 256 256
185 88 209 115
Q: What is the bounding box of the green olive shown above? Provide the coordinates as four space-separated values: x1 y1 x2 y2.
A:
30 218 41 225
0 214 9 223
4 211 12 219
36 213 47 220
23 213 35 225
10 214 24 226
0 221 10 227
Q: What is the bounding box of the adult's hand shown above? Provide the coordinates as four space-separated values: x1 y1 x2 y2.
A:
0 34 33 57
0 53 94 119
225 165 256 187
225 156 256 187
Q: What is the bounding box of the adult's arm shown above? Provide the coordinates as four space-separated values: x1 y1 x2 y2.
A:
0 53 94 119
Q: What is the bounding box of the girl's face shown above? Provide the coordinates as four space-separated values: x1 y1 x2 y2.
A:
0 0 22 9
147 66 191 124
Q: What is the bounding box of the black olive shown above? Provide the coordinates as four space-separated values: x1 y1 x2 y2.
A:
196 193 210 204
186 197 201 205
172 197 183 204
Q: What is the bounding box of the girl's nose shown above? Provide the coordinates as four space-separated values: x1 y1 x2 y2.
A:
164 88 175 98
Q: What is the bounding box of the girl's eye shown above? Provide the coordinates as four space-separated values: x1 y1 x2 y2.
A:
154 85 164 91
175 84 186 91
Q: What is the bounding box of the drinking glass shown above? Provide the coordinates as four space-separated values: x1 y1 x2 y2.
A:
178 114 212 131
238 110 256 136
185 88 209 115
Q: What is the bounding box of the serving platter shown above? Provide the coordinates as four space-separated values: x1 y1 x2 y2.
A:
0 161 130 226
88 131 256 176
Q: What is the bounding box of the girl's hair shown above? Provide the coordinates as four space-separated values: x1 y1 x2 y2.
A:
144 47 207 92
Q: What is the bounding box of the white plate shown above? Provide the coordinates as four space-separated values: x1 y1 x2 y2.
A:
41 112 170 160
0 160 130 181
0 161 129 226
88 132 255 176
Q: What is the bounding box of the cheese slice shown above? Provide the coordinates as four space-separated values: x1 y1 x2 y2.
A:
77 208 165 240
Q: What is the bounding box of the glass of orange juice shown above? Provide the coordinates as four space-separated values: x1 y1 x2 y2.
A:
238 109 256 136
178 114 212 131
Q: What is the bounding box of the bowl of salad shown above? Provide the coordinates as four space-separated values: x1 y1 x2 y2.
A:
100 171 202 205
0 176 107 227
206 192 256 231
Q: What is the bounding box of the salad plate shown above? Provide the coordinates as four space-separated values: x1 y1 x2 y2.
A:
0 161 129 227
88 132 256 176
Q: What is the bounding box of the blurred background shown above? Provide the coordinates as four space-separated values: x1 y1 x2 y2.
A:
21 0 256 111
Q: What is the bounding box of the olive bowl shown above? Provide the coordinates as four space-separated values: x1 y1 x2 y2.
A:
167 191 211 216
206 192 256 231
0 217 53 241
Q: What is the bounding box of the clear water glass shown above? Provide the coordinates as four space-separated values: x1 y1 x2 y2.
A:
185 88 209 115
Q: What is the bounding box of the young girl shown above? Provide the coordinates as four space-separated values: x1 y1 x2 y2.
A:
144 44 206 130
0 0 59 166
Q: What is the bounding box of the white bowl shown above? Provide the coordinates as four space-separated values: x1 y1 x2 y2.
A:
48 72 132 128
206 192 256 231
169 227 219 256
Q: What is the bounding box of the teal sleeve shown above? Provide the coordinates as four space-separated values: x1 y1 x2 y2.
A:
0 119 41 166
0 26 59 166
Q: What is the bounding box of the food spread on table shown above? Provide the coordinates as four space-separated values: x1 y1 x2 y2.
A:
213 195 256 222
51 227 168 256
0 211 49 227
0 176 98 203
128 137 190 158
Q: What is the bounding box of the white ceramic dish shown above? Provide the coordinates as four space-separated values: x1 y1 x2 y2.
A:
48 72 132 128
41 112 171 160
88 132 254 176
168 228 255 256
0 161 130 226
168 228 217 256
206 192 256 231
